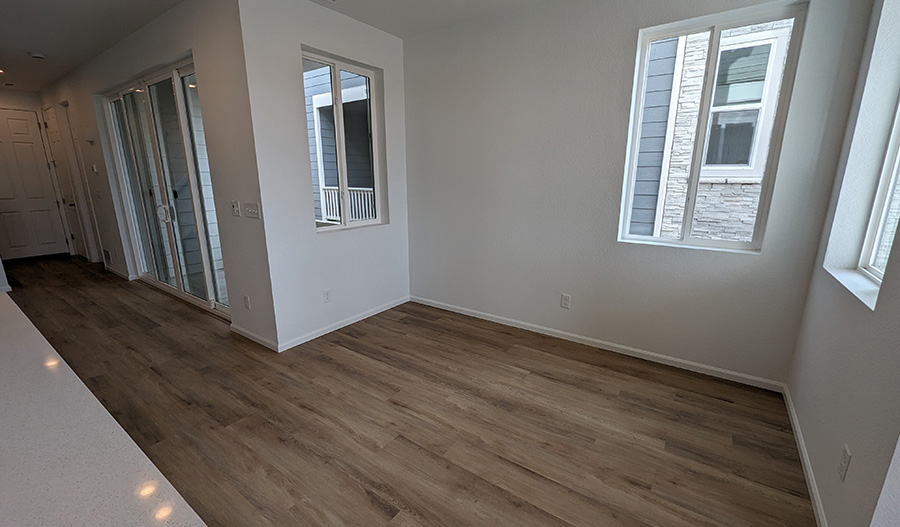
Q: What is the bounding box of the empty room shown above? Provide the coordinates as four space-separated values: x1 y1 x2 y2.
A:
1 0 899 525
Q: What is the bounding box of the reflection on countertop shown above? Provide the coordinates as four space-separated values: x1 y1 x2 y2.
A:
0 293 206 527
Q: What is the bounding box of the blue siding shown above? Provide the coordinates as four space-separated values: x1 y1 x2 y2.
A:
629 37 677 236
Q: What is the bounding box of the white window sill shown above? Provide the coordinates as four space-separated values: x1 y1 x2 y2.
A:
618 236 761 254
698 176 764 185
316 219 384 233
825 267 880 310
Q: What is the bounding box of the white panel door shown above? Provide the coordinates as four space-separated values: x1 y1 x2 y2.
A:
0 108 68 259
44 106 86 256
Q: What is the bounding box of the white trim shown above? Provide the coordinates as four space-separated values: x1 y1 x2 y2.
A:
620 2 807 251
230 324 279 351
273 296 410 352
105 266 139 281
0 285 11 293
783 385 829 527
409 296 782 391
303 50 385 230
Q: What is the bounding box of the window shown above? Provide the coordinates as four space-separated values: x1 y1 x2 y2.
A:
302 52 385 229
860 100 900 283
822 0 900 309
620 6 804 250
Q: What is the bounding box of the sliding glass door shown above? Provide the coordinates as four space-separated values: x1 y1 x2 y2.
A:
109 63 228 314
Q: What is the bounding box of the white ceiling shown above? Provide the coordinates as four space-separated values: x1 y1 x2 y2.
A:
307 0 544 38
0 0 540 94
0 0 182 93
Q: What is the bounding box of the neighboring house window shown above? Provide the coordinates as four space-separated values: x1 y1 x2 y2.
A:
860 101 900 283
620 6 805 250
302 52 385 229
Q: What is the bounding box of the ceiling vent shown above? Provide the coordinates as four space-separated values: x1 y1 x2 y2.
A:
29 52 46 60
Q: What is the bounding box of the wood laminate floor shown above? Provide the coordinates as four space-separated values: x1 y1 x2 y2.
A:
5 256 816 526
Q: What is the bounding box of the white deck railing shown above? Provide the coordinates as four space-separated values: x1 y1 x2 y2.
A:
321 186 376 223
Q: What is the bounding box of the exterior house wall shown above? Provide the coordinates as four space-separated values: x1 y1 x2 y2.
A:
660 32 709 238
629 38 677 236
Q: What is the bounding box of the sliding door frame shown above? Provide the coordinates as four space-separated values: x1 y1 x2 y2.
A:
103 58 229 318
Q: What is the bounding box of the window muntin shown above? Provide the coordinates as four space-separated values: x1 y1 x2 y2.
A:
302 53 381 229
621 8 802 250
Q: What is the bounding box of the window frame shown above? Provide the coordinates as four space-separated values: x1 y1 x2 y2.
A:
618 3 807 253
859 95 900 283
700 27 790 182
301 50 386 231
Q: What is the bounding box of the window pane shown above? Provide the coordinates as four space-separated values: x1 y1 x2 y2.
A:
691 18 794 243
871 169 900 274
111 99 154 275
713 44 771 106
303 59 342 226
627 31 711 238
340 70 376 222
148 78 208 301
182 73 228 306
121 90 178 287
705 109 759 165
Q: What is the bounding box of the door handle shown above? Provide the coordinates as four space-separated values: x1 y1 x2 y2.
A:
67 202 76 208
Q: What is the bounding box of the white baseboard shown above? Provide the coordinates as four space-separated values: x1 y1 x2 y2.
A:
410 296 783 392
105 266 138 281
783 385 828 527
274 296 410 352
230 324 279 351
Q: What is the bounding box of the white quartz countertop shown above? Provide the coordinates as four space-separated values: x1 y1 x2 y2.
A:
0 293 206 527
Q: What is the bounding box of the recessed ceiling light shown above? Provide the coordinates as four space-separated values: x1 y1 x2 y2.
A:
0 69 4 74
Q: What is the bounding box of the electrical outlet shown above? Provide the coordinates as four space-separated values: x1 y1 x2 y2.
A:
231 200 242 217
560 293 571 309
323 289 332 303
838 444 852 482
243 295 251 310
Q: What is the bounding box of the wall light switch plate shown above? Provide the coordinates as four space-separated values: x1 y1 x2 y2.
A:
231 200 242 217
560 294 571 309
244 202 261 219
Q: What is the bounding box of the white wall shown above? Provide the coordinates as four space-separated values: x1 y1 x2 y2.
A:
0 90 43 113
404 0 871 385
237 0 410 349
40 0 279 343
788 0 900 524
871 437 900 526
